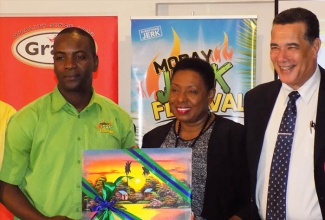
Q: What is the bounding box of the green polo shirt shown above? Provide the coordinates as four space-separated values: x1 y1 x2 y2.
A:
0 87 135 219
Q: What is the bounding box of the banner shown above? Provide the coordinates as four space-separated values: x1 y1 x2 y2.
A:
0 16 118 110
0 16 118 219
131 17 257 145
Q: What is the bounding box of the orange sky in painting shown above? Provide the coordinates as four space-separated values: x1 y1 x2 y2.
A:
83 150 191 192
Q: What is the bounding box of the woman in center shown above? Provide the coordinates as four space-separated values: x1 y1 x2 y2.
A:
142 58 250 220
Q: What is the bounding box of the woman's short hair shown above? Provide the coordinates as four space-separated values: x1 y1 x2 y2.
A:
172 58 215 91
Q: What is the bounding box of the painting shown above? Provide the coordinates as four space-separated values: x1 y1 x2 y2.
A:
82 148 192 220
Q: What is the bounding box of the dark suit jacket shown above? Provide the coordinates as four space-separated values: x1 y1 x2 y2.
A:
244 65 325 219
142 114 251 220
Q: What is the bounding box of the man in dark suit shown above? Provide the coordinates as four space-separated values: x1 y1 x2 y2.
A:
245 7 325 219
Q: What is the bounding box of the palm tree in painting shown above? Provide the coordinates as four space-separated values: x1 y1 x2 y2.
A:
125 161 132 186
142 166 150 178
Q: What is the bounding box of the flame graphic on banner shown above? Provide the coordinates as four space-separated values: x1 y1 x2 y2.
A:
144 54 160 98
144 28 180 98
211 32 233 63
141 31 232 99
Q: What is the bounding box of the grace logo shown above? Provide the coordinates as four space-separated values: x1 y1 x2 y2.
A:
12 28 61 69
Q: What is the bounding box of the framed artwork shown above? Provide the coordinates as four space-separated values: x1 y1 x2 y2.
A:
82 148 192 220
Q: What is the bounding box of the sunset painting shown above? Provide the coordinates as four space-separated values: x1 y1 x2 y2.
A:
82 148 192 220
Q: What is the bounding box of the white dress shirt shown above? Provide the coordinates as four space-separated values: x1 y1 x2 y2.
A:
256 66 322 220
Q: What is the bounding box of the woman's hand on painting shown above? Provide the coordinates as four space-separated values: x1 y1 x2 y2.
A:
130 145 139 149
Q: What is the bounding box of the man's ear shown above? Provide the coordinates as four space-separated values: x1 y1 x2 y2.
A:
93 55 99 72
312 38 321 59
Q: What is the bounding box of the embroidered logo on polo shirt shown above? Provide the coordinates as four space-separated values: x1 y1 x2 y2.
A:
97 121 114 134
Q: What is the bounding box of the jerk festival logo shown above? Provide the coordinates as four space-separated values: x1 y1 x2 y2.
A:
148 32 238 121
137 19 256 124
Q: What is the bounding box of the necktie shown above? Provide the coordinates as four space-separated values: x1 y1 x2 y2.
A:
266 91 300 220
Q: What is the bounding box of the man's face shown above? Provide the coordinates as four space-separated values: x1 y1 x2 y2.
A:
53 32 98 93
270 23 320 90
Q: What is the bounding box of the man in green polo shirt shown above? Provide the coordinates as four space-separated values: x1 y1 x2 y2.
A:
0 27 136 220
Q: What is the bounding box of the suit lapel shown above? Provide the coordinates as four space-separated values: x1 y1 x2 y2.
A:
314 66 325 162
257 81 281 138
251 81 282 180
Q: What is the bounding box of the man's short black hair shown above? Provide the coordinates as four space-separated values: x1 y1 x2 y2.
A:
273 7 319 44
56 27 97 56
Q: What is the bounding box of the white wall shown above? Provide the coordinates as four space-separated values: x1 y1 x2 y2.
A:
0 0 276 113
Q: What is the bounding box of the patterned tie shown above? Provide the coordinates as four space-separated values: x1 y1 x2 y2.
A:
266 91 300 220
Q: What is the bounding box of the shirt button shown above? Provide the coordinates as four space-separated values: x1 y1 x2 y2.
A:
76 208 80 212
77 160 81 164
78 115 81 118
77 137 81 141
77 184 81 188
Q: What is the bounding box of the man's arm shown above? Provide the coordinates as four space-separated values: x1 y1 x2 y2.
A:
0 181 71 220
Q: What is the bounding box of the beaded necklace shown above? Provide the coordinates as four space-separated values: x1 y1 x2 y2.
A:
175 112 211 148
